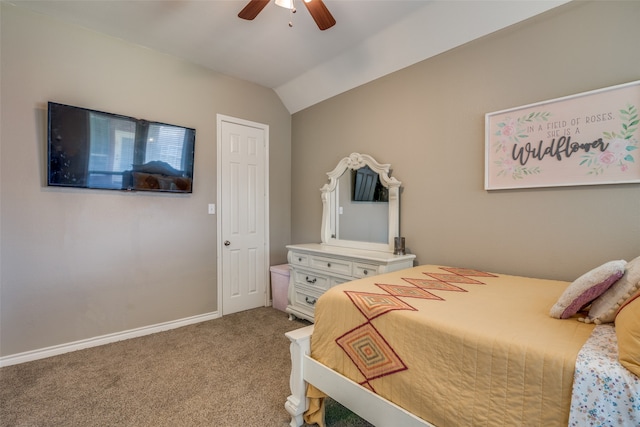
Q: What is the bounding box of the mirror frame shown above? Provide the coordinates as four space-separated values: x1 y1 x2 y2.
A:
320 153 400 253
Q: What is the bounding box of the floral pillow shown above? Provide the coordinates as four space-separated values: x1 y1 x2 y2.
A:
584 255 640 324
550 260 626 319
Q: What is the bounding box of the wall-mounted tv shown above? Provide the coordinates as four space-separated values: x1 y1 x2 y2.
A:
47 102 196 193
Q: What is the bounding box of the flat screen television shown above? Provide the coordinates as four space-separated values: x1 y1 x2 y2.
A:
47 102 196 193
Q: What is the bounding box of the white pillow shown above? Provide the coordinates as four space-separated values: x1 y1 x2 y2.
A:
550 260 626 319
584 255 640 324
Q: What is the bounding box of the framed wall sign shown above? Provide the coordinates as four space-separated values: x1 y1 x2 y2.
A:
485 80 640 190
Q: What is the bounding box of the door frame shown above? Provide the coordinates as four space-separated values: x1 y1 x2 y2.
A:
216 114 270 316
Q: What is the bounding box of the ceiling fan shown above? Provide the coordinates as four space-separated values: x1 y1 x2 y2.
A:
238 0 336 31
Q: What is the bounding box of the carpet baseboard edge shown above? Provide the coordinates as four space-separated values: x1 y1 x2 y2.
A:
0 311 220 368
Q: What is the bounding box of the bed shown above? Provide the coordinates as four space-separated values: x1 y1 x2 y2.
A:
284 263 640 427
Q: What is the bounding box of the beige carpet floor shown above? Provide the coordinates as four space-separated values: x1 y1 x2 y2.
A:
0 307 372 427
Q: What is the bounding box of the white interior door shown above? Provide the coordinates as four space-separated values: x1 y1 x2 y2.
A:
217 115 269 315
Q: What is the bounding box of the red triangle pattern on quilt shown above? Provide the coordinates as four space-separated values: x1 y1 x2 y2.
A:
336 266 497 392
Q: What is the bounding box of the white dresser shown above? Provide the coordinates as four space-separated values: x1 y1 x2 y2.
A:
286 243 416 322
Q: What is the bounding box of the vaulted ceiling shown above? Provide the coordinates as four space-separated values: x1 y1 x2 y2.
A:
7 0 569 113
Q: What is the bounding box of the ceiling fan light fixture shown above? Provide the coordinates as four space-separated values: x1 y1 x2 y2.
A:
275 0 294 10
239 0 335 31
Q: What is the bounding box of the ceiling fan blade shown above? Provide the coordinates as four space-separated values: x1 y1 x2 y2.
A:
303 0 336 31
238 0 270 20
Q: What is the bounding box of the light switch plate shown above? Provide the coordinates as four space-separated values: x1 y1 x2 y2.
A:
208 204 216 214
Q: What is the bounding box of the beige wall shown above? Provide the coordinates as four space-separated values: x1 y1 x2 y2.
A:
292 1 640 281
0 4 291 356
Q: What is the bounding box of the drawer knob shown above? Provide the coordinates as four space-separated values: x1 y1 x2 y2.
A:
327 262 331 268
298 257 302 262
305 296 317 306
305 276 317 284
363 269 368 275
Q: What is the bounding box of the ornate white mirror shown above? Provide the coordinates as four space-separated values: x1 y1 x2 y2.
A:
320 153 401 253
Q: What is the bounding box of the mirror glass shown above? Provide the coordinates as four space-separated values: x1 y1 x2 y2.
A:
335 169 388 244
320 153 400 253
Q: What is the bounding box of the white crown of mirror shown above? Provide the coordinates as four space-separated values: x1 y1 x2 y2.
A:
320 153 400 253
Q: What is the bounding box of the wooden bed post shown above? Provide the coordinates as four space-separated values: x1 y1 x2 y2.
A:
285 325 314 427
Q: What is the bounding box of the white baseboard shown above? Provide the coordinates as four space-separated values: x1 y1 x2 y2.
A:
0 311 220 368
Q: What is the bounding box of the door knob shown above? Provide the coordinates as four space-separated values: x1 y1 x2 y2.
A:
224 240 231 246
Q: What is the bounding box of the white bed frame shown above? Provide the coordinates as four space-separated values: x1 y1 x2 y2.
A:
285 325 433 427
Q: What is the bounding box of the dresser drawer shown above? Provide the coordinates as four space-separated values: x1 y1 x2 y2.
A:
309 255 352 276
354 262 379 278
331 277 350 287
293 269 330 290
289 251 309 267
292 285 322 312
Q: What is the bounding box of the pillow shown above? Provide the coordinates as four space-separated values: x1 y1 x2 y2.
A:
617 285 640 316
615 293 640 377
585 255 640 324
549 260 626 319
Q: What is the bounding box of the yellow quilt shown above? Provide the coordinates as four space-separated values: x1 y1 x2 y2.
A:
306 265 595 426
